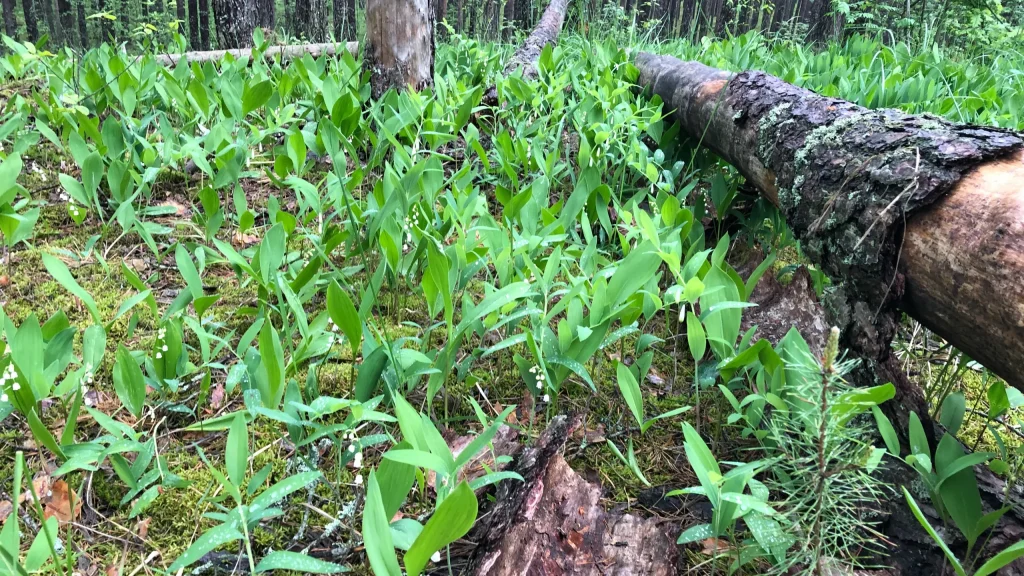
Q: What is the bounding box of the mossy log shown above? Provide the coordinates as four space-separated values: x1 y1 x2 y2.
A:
635 52 1024 395
154 42 358 66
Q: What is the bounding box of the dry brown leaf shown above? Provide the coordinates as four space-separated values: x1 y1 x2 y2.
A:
106 564 119 576
209 380 225 410
43 479 82 523
233 231 260 246
700 537 732 555
136 517 151 540
0 500 12 522
157 200 189 217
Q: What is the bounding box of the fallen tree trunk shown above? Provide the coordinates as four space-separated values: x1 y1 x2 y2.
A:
484 0 570 102
154 42 358 66
635 53 1024 396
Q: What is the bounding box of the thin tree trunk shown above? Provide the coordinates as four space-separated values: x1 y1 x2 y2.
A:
342 0 354 38
56 0 73 44
456 0 462 32
76 0 87 48
213 0 256 47
188 0 199 45
22 0 38 40
502 0 512 40
2 0 17 38
176 0 185 36
39 0 57 41
364 0 433 98
198 0 209 48
634 52 1024 397
294 0 327 41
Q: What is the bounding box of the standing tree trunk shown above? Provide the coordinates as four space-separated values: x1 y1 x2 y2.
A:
256 0 273 29
55 0 73 44
22 0 38 40
188 0 200 45
332 0 354 39
213 0 256 47
39 0 57 41
176 0 186 35
76 0 88 47
2 0 17 38
364 0 433 99
294 0 327 41
198 0 210 48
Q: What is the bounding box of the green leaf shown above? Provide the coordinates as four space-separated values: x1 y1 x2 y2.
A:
226 413 248 488
404 481 478 576
249 471 321 514
363 471 402 576
42 253 101 323
377 441 416 520
615 361 644 426
677 523 714 545
939 392 966 435
255 551 348 574
901 488 967 576
242 80 273 116
908 411 930 468
975 538 1024 576
454 405 516 469
169 521 244 572
686 311 706 361
113 344 146 417
871 406 900 456
355 346 389 402
384 449 451 477
27 408 65 460
327 280 362 360
257 322 285 409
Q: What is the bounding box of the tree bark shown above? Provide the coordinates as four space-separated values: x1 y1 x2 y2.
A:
2 0 17 38
255 0 273 29
56 0 73 45
76 0 87 47
294 0 327 41
154 40 357 64
633 53 1024 397
22 0 38 40
198 0 210 49
363 0 433 99
213 0 256 47
462 416 679 575
176 0 186 36
188 0 200 46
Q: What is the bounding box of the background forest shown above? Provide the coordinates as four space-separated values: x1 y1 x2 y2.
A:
0 0 1020 55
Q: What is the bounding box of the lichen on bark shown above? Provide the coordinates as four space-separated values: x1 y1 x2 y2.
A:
729 70 1023 362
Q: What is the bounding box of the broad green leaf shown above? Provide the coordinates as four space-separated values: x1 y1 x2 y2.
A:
404 481 478 576
363 471 402 576
113 344 146 417
355 346 389 402
226 413 248 488
902 488 967 576
255 551 348 574
939 392 966 435
169 521 244 572
42 254 100 323
616 361 644 426
327 280 362 360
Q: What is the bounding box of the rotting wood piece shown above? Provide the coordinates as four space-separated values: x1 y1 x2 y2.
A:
463 415 679 575
155 42 359 66
635 52 1024 398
